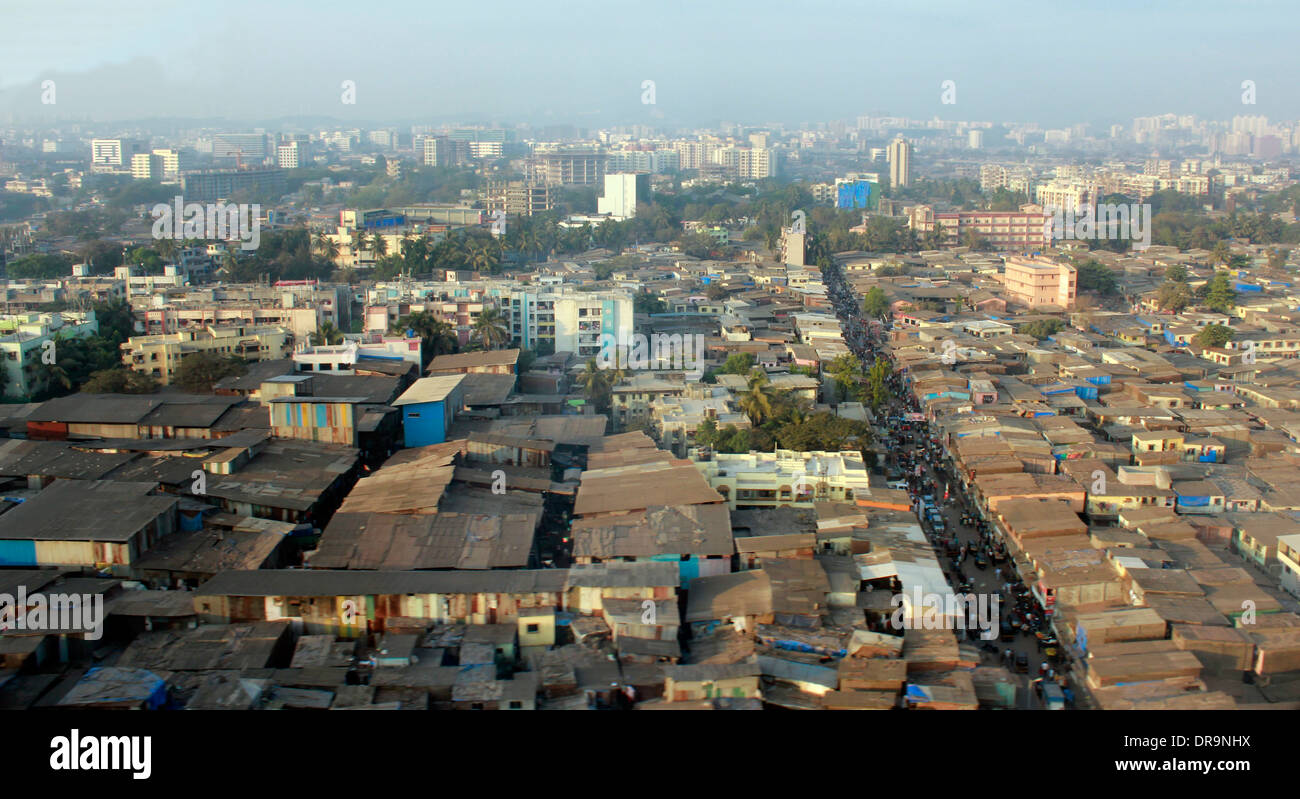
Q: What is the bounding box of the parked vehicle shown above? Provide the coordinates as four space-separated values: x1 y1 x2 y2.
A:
974 553 989 570
1033 678 1066 709
1015 653 1029 673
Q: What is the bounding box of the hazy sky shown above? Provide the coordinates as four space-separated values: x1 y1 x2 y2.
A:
1 0 1296 128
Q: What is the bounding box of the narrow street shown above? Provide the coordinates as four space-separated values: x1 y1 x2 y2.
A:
825 260 1069 709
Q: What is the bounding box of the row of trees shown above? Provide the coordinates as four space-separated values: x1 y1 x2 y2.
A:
1156 265 1237 313
695 368 875 453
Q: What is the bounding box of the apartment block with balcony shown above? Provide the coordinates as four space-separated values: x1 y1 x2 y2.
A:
122 324 292 385
907 204 1051 251
553 291 634 358
0 311 100 399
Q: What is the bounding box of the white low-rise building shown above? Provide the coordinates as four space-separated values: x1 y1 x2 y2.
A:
691 449 872 509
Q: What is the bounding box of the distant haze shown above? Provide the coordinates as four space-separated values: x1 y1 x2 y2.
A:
1 0 1295 127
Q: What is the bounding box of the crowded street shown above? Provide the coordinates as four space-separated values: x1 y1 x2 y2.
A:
824 259 1074 710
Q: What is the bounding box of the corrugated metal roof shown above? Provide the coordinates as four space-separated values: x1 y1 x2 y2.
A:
195 568 569 597
0 479 177 542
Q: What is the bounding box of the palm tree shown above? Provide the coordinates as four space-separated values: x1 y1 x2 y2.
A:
395 311 459 358
371 234 388 258
401 235 429 274
762 225 781 253
739 368 776 426
575 357 623 415
37 360 71 394
156 238 177 263
466 238 500 275
313 233 340 261
350 230 369 264
425 318 458 356
472 307 511 350
310 321 344 346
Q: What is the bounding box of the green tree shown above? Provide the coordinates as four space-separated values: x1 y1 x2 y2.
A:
1194 324 1234 349
1209 241 1230 267
1075 260 1118 295
1203 271 1237 313
310 321 344 346
173 352 248 393
867 359 891 412
472 307 511 350
1021 319 1065 341
1156 281 1192 312
633 293 667 315
827 353 864 403
574 357 623 415
862 286 890 317
82 368 159 394
313 233 340 261
720 353 756 375
738 369 777 425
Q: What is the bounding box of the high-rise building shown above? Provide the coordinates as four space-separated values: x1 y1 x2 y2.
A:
530 151 605 186
212 133 269 162
887 137 912 187
181 169 286 202
1035 181 1098 212
597 173 650 220
90 138 147 171
485 181 552 216
151 149 185 179
968 130 983 149
277 142 302 169
131 152 162 180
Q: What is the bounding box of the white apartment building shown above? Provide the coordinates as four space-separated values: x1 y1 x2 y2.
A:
91 138 147 171
597 173 649 221
1035 181 1099 212
691 449 872 509
553 291 634 357
606 148 680 174
277 142 301 169
0 311 100 399
888 137 912 188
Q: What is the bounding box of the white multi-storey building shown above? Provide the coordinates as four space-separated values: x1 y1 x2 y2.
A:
597 173 649 221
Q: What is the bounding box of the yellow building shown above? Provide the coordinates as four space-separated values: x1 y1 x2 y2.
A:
121 323 291 385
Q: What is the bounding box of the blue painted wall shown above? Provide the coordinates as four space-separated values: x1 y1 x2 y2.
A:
0 539 37 566
403 400 448 447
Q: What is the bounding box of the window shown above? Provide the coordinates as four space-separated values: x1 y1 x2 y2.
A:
526 623 539 634
508 701 523 709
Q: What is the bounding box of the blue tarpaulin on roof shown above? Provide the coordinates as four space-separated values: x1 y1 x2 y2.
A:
1179 495 1211 506
905 684 932 702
